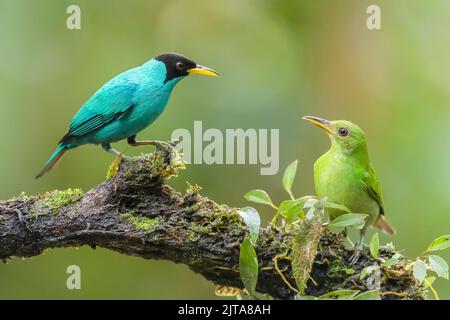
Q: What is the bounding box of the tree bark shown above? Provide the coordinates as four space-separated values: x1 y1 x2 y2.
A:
0 151 424 299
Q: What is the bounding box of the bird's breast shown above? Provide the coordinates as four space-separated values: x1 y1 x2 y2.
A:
314 152 378 218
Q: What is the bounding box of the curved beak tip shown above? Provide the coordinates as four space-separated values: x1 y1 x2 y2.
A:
302 116 333 134
188 65 221 78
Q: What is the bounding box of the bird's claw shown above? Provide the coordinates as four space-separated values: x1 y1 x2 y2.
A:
167 139 180 148
153 141 176 152
153 141 183 164
349 242 365 266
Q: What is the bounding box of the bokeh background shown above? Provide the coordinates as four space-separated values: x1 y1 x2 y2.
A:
0 0 449 299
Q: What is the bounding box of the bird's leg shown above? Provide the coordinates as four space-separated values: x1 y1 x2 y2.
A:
127 136 183 165
349 230 365 265
102 143 127 158
127 136 179 153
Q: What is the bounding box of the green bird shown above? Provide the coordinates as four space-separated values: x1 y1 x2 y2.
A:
303 116 395 262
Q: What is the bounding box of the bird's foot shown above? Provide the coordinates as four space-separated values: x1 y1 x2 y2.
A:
152 140 177 153
166 139 180 148
348 242 365 266
127 138 182 164
348 231 366 266
153 140 184 165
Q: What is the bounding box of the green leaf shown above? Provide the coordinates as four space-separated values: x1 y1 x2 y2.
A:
370 233 379 259
303 197 318 209
316 197 328 210
427 235 450 252
295 295 318 300
328 213 368 229
252 291 274 300
237 207 261 244
282 160 298 198
318 289 360 300
382 253 402 268
244 189 274 207
302 197 328 221
353 289 381 300
239 237 259 296
278 200 301 222
278 197 309 222
305 206 316 220
412 259 427 283
429 255 449 280
325 202 351 213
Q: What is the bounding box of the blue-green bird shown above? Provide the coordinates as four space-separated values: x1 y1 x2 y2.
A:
36 53 220 178
303 116 395 262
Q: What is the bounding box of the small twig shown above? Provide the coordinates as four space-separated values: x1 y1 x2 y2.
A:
380 291 409 298
273 254 299 294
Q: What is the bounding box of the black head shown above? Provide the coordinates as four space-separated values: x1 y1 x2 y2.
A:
154 52 220 83
154 53 197 83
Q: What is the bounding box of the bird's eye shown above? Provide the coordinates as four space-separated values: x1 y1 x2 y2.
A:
176 62 184 71
338 128 349 137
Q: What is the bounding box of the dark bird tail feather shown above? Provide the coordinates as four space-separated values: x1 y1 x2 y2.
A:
375 215 396 235
35 144 67 179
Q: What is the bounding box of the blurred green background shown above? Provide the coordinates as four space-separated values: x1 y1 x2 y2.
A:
0 0 449 299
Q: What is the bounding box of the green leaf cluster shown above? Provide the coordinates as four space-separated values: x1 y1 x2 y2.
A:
410 235 450 299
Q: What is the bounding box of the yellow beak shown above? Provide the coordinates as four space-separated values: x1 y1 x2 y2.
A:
302 116 334 135
188 65 221 78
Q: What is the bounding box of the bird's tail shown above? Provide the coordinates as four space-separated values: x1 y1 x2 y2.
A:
375 215 396 235
35 144 68 179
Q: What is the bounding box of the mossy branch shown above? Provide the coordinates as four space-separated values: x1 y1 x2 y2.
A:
0 150 425 299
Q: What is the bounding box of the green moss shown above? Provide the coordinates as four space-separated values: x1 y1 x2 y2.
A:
114 151 185 186
343 267 356 275
121 213 160 232
210 210 245 234
189 221 211 234
31 188 83 216
146 151 185 180
216 210 242 224
291 217 323 294
106 156 122 179
124 170 133 178
13 192 29 202
326 256 349 279
186 182 202 194
187 231 201 242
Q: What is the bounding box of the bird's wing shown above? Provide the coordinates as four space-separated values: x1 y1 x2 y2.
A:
61 80 139 141
361 168 385 215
